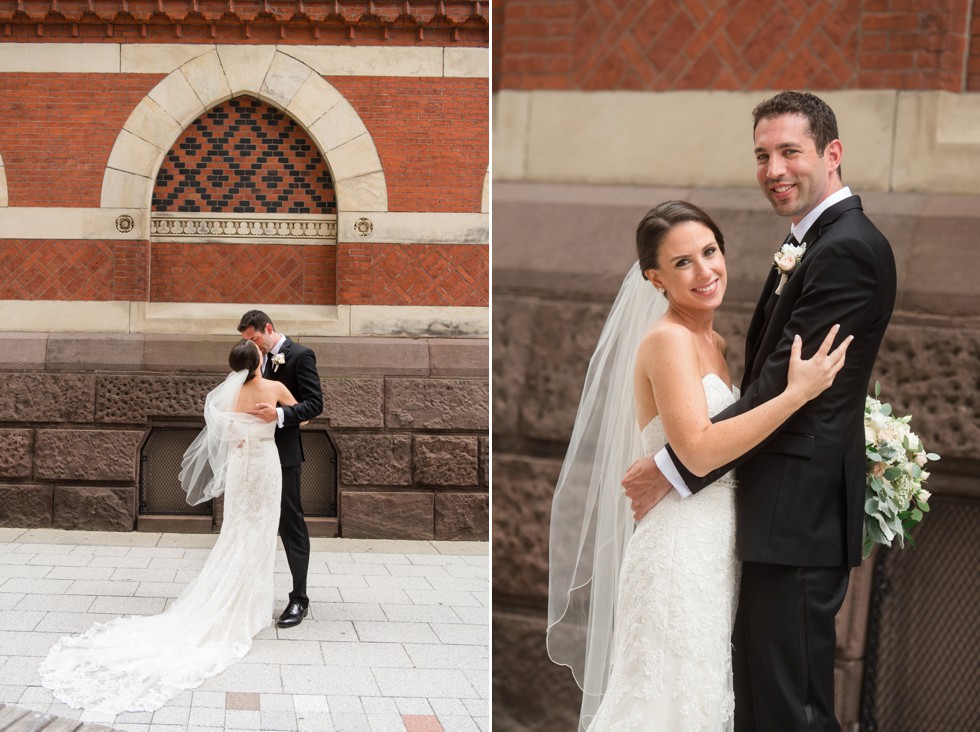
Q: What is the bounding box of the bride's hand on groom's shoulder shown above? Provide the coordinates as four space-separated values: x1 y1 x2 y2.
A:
622 458 672 521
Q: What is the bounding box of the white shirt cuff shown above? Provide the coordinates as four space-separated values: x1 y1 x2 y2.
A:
275 407 284 429
654 448 692 498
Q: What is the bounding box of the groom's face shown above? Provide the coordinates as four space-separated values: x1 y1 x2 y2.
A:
754 113 841 224
240 324 276 354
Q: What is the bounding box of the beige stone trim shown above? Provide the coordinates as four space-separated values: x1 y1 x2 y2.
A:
481 168 489 214
494 88 980 195
284 46 443 77
121 44 213 74
150 212 337 244
351 306 489 338
445 48 490 78
0 207 146 239
892 91 980 195
0 207 490 243
494 90 898 192
337 212 488 245
0 154 7 207
0 42 120 72
0 43 489 78
0 301 131 332
102 50 389 212
0 301 486 337
131 302 350 336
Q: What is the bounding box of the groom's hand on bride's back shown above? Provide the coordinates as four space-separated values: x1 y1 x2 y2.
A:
623 458 672 521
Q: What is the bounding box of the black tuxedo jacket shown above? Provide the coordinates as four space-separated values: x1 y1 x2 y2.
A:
667 196 896 567
265 338 324 468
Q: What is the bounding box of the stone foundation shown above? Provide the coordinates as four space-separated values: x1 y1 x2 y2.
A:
492 182 980 729
0 336 488 541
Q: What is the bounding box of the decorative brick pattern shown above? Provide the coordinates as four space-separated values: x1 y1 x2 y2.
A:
0 239 148 301
153 96 335 215
149 242 335 305
497 0 974 92
330 77 489 213
0 75 487 218
337 243 487 307
0 73 163 207
0 2 489 46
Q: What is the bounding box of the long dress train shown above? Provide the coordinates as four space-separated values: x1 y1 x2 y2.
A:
588 374 740 731
39 413 281 715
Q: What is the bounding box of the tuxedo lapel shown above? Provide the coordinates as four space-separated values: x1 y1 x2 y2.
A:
743 267 779 389
742 195 864 386
268 337 294 382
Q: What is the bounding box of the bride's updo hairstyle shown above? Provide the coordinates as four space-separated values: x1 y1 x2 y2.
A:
229 339 261 382
636 200 725 280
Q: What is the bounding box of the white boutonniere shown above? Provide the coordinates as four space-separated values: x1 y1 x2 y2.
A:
271 353 286 372
773 239 807 295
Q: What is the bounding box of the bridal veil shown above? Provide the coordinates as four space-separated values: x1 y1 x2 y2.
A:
546 261 669 726
179 368 248 505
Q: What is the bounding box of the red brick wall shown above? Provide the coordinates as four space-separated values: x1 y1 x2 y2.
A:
331 77 490 213
338 243 488 306
0 240 148 300
0 75 486 214
0 73 164 208
151 242 335 305
496 0 976 92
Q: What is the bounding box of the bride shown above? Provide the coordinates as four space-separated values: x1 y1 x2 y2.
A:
547 201 851 730
40 339 298 715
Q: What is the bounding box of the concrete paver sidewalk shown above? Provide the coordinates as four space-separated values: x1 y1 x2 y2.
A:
0 528 489 732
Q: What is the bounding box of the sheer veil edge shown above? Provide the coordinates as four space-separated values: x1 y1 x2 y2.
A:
178 369 249 505
545 262 669 726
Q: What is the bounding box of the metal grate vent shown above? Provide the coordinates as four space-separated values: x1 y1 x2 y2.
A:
860 494 980 731
140 428 211 515
140 427 338 517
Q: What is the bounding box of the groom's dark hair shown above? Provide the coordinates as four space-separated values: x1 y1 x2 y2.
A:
752 91 842 179
237 310 274 333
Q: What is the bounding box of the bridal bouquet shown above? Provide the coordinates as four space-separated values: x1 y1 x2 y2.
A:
863 382 940 559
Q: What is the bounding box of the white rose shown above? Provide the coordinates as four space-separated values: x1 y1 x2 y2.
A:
775 252 797 272
916 488 932 502
865 425 877 444
914 451 928 467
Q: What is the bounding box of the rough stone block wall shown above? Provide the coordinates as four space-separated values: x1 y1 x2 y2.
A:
491 183 980 730
0 336 489 541
495 0 976 92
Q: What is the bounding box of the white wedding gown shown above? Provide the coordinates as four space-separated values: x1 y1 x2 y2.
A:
588 374 740 731
40 414 281 715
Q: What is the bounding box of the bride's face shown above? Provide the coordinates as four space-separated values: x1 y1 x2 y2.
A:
645 221 726 312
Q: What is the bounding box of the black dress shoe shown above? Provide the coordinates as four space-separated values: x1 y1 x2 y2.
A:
277 602 309 628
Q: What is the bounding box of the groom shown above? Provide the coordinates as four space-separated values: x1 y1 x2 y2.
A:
238 310 324 628
624 92 896 729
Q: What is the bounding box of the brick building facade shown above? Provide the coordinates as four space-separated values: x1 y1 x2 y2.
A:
0 2 490 541
493 1 980 730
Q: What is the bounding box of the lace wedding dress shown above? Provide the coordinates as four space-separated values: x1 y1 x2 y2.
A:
588 374 740 731
40 414 281 715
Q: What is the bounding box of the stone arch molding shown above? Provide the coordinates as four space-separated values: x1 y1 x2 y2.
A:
101 47 388 213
